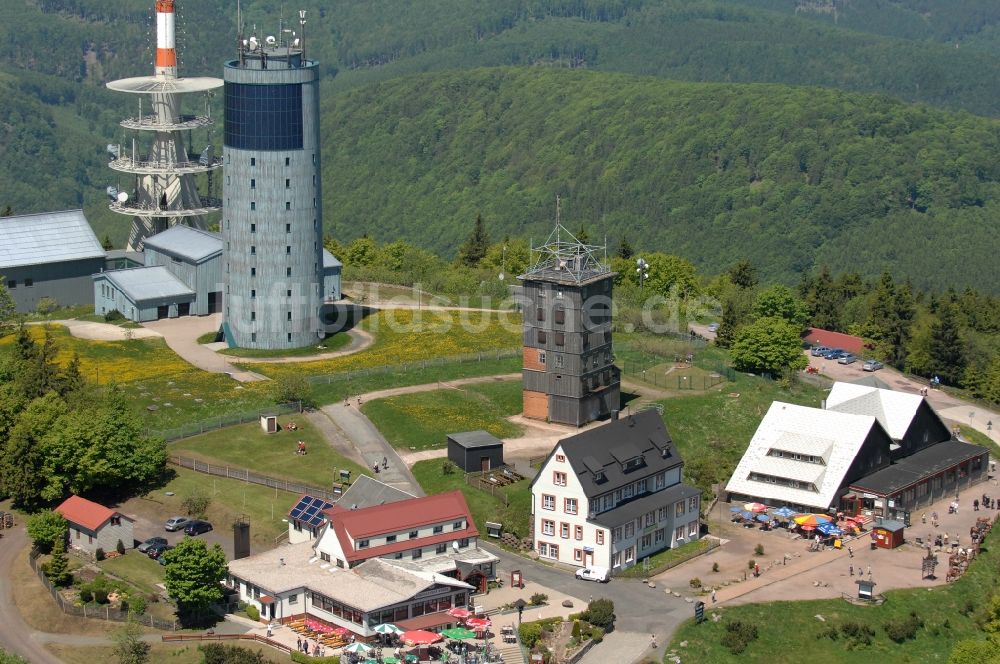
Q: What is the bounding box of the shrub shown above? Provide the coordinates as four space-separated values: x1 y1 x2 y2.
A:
754 544 765 556
203 643 277 663
581 598 615 631
290 652 340 664
442 460 456 475
93 588 109 604
720 620 759 655
689 577 702 589
571 620 582 640
817 625 838 640
79 588 93 603
116 539 126 555
129 594 147 616
712 562 719 573
95 547 105 561
529 593 548 606
26 510 67 554
519 622 543 649
35 297 58 315
586 626 604 643
181 491 211 518
884 612 923 643
748 559 757 570
104 309 125 322
839 620 875 648
245 604 260 621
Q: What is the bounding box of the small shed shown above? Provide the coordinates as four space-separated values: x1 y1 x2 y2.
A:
55 495 134 557
447 430 504 473
260 414 278 434
873 519 905 549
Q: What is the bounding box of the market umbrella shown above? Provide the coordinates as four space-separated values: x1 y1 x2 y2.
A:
466 618 491 630
729 506 744 513
794 514 832 528
403 630 443 646
738 510 754 520
772 506 797 519
374 623 404 636
755 513 772 522
447 607 473 620
343 643 372 655
441 627 477 640
800 524 816 532
744 502 768 513
404 655 418 663
817 522 843 537
382 658 398 664
363 659 378 664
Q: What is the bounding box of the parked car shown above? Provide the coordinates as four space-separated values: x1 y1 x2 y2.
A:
146 542 172 559
164 516 189 532
862 359 884 372
810 346 831 357
707 323 719 333
838 353 857 365
184 520 213 536
822 348 845 360
575 566 610 583
137 536 168 554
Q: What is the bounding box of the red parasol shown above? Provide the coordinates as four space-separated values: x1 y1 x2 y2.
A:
447 607 473 620
402 630 443 646
466 618 491 629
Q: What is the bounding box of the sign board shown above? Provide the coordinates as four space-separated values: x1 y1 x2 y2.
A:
339 469 351 482
695 601 705 623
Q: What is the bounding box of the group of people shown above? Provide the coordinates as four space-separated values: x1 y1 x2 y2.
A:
295 636 326 658
974 493 999 510
373 456 388 474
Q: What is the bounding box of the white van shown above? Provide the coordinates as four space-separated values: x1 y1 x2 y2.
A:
575 566 610 583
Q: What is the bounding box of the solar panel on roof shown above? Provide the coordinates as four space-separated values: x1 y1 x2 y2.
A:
289 495 333 528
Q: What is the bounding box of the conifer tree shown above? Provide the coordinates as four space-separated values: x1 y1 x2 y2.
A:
928 304 966 385
616 236 634 260
46 537 72 587
458 214 490 266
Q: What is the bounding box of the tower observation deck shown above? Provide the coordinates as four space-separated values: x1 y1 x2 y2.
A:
106 0 223 251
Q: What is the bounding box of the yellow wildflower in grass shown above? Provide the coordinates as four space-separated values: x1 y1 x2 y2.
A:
249 309 521 379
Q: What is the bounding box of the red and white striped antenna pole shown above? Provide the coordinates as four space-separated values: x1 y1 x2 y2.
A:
155 0 177 77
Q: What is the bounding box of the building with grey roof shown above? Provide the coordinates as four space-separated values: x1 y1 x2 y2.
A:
93 224 222 321
530 410 702 572
336 475 415 511
0 210 106 312
447 430 505 473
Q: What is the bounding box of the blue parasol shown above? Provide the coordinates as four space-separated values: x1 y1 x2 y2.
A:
772 506 797 519
738 510 754 520
730 506 744 512
817 522 843 536
755 513 772 522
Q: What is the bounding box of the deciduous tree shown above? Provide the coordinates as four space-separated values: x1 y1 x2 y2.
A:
730 316 809 374
112 618 150 664
163 537 228 619
26 510 67 554
752 284 809 330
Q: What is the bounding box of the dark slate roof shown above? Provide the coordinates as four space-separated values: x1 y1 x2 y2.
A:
335 475 415 510
849 440 989 496
556 410 682 499
591 482 700 528
448 430 503 450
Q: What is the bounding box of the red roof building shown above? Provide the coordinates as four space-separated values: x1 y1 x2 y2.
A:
803 328 866 355
55 495 134 557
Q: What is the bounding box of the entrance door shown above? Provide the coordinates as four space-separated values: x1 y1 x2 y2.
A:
156 305 169 319
207 291 221 314
481 457 490 472
178 302 190 316
585 551 594 567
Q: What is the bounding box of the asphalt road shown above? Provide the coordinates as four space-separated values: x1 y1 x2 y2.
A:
0 527 66 664
482 542 696 650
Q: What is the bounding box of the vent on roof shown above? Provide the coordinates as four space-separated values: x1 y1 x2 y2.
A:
660 447 670 459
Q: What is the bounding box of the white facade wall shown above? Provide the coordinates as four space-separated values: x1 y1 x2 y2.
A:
67 518 134 556
315 517 475 568
532 445 610 568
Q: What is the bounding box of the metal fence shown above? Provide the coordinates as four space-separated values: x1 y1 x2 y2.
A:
168 456 342 503
307 348 521 387
151 401 303 442
617 538 720 578
28 549 179 630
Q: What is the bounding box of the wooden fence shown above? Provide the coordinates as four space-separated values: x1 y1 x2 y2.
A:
161 632 292 653
168 456 343 503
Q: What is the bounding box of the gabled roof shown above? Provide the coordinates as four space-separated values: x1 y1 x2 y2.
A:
849 440 989 496
0 210 105 269
142 225 222 263
322 249 342 270
537 410 681 499
334 475 414 511
725 402 885 510
825 382 924 441
97 266 195 303
55 495 131 532
326 490 478 563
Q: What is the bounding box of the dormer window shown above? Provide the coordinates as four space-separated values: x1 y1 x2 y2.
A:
623 456 644 471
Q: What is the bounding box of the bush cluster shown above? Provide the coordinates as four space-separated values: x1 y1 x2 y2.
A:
529 592 548 606
720 620 759 655
839 620 876 649
245 604 260 622
883 611 923 643
580 598 615 631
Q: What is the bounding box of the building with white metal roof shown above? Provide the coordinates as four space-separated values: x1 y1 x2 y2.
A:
94 266 195 321
0 210 107 312
725 402 894 512
141 225 222 263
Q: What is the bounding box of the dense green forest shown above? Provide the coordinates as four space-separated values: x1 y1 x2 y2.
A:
4 0 1000 291
318 68 1000 291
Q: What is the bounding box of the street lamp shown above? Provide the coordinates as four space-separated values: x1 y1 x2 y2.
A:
499 245 507 281
636 257 649 290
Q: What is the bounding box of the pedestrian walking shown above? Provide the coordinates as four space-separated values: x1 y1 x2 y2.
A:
848 546 854 558
357 395 362 406
297 637 302 651
867 565 871 577
266 623 273 638
651 634 658 648
711 588 717 603
849 564 854 577
974 499 980 511
382 455 388 469
922 513 927 524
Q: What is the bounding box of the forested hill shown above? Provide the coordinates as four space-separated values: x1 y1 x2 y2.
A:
320 68 1000 292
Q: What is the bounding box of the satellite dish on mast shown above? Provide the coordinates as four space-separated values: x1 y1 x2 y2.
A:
265 35 276 46
106 186 118 201
248 36 258 50
117 191 129 203
106 144 120 159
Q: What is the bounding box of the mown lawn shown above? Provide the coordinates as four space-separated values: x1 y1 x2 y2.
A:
412 459 532 539
658 372 826 500
46 643 289 664
220 330 353 358
669 527 1000 662
170 420 371 488
243 309 521 379
362 379 524 451
97 550 165 596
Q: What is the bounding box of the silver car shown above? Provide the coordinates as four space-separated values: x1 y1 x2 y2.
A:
165 516 190 532
838 353 857 365
862 359 884 372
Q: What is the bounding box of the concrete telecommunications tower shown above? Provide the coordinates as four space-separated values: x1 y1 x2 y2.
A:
106 0 223 252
